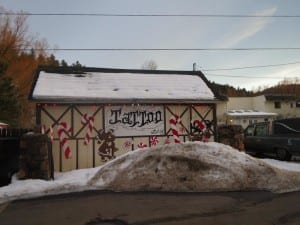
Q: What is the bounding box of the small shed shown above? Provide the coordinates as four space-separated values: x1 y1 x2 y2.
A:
29 66 219 171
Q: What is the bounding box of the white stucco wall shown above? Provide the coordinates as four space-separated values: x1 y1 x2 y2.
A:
227 97 254 110
216 101 228 124
265 100 300 118
252 95 266 111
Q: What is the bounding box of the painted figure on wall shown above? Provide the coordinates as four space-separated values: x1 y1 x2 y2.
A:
96 129 118 161
189 119 212 142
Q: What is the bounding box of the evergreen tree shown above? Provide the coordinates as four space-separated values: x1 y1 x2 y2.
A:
60 60 68 67
0 62 20 126
71 60 83 68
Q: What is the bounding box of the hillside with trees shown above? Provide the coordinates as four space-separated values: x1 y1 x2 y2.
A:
209 81 254 97
0 8 82 127
209 78 300 98
0 8 61 127
256 78 300 98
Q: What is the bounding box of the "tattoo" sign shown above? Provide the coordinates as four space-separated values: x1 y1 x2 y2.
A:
105 105 165 137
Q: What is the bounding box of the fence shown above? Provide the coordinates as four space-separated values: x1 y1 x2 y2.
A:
0 128 32 138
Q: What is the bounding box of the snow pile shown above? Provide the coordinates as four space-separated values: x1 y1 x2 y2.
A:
0 167 99 204
262 158 300 172
0 142 300 204
88 142 300 193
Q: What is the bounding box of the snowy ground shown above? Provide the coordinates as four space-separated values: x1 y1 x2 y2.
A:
0 142 299 204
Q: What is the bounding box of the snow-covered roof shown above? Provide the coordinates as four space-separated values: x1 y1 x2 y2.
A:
265 94 297 101
227 109 277 117
29 67 216 103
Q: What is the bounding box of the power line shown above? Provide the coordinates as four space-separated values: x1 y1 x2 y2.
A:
205 73 288 79
22 47 300 51
202 61 300 71
2 12 300 18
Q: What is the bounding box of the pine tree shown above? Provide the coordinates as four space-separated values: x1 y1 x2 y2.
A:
0 63 20 126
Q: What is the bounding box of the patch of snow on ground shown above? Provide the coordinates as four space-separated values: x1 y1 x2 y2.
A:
261 158 300 172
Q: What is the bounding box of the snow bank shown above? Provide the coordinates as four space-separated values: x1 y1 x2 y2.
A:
1 142 300 204
0 167 99 204
262 158 300 172
88 142 300 193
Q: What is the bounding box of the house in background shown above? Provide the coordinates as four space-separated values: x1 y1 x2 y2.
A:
263 94 299 118
226 109 277 128
217 94 299 128
29 66 219 172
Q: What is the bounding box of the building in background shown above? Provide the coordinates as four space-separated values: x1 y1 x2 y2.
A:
263 94 299 118
226 109 277 128
217 94 299 128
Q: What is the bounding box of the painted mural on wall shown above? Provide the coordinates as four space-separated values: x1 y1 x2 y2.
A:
39 104 216 172
105 105 165 136
96 129 118 161
57 121 72 159
81 113 94 145
189 119 212 142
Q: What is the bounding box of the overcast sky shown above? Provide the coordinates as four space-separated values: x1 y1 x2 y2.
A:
1 0 300 90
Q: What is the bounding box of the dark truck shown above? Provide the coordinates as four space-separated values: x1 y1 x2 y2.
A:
244 118 300 160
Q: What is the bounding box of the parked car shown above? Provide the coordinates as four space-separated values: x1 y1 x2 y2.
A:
244 118 300 160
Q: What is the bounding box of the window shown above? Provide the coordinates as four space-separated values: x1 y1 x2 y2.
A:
274 101 281 109
245 126 254 136
254 124 268 136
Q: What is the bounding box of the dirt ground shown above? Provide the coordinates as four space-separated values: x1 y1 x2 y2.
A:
0 190 299 225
